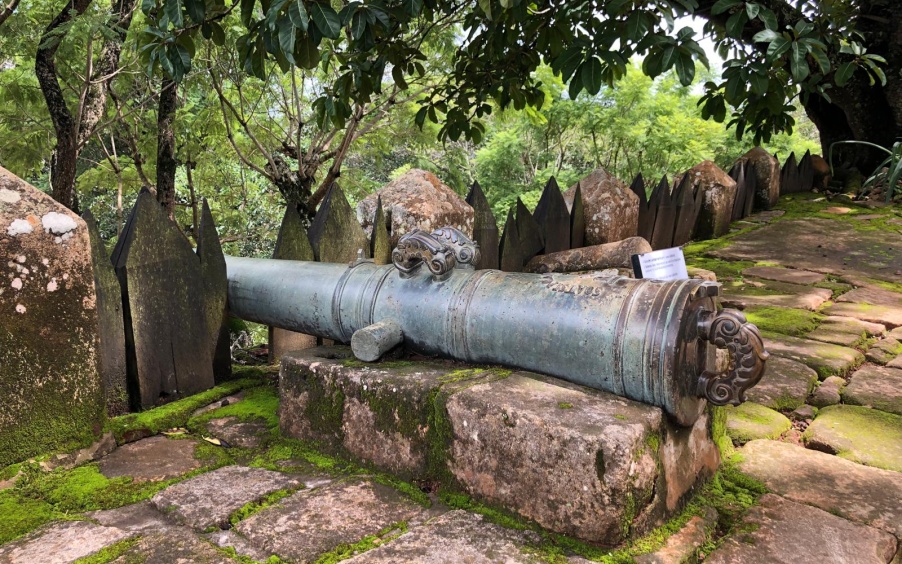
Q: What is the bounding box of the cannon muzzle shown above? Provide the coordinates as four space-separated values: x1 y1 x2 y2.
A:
226 228 767 426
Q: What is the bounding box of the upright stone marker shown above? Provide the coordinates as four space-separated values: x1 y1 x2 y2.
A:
671 175 701 247
370 196 392 265
780 152 801 194
84 210 128 415
465 181 499 270
514 197 544 261
569 183 586 249
682 160 738 240
798 150 814 192
563 167 639 246
736 147 781 210
533 177 570 255
0 166 104 466
270 205 317 361
196 199 231 380
309 184 370 263
498 207 524 272
650 179 676 250
111 189 214 410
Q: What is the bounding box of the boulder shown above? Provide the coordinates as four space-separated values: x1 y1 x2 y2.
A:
0 166 105 467
679 161 737 240
736 147 780 210
563 168 638 246
357 169 474 246
811 154 832 190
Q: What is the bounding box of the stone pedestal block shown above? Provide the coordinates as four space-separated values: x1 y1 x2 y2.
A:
279 347 720 544
0 166 105 467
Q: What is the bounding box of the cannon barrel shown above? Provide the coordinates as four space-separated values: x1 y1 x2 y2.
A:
226 228 767 426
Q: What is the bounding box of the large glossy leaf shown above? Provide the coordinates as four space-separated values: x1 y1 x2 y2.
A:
164 0 184 28
289 0 309 31
310 2 340 39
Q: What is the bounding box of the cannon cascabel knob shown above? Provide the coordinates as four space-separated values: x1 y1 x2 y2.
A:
430 227 481 269
696 308 769 406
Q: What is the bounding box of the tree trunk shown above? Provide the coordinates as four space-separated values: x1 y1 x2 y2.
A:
156 77 178 218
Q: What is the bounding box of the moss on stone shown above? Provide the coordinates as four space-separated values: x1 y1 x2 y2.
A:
743 307 822 337
303 378 346 441
71 537 140 564
312 521 409 564
107 377 265 443
725 403 792 444
684 257 756 280
189 385 280 432
557 402 574 409
0 489 56 544
229 486 303 527
803 405 902 471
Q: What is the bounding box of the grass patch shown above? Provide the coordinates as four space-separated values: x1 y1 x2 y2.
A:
684 257 755 280
72 537 140 564
107 377 268 443
743 306 822 337
189 384 280 432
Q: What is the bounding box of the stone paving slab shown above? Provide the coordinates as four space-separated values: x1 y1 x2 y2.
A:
810 376 845 408
711 218 902 284
88 500 171 534
151 465 303 530
867 337 902 365
204 417 269 449
741 266 826 285
706 494 897 564
721 279 833 311
738 440 902 537
343 510 543 563
0 520 133 564
807 316 885 347
744 356 817 410
724 402 791 444
235 478 424 563
98 436 202 481
843 365 902 415
109 528 235 563
761 334 863 379
837 286 902 308
823 302 902 329
804 405 902 472
634 507 717 564
205 530 275 563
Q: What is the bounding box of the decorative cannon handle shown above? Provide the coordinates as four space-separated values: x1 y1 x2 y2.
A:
430 227 481 268
392 229 456 279
696 309 769 406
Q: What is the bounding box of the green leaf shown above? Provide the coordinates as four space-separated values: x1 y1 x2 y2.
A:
164 0 184 28
750 71 769 94
211 22 226 46
745 2 759 19
477 0 492 19
790 41 809 81
391 65 408 89
310 2 340 39
711 0 741 15
579 57 603 95
758 7 777 30
675 53 695 85
294 32 319 68
725 10 747 38
403 0 423 16
278 15 295 59
289 0 309 31
752 29 780 43
184 0 205 24
241 0 255 25
809 47 830 74
552 46 583 81
766 36 791 59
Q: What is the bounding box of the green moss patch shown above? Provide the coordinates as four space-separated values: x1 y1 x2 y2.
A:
684 257 756 280
313 522 409 564
743 307 822 337
0 490 55 544
803 405 902 472
724 403 792 444
189 385 280 432
229 486 301 527
72 537 141 564
107 377 267 443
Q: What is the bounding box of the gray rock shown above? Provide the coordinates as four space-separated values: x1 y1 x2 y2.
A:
804 405 902 472
37 432 117 472
88 500 171 534
809 375 846 408
99 436 202 481
790 405 817 421
235 478 424 563
205 529 275 562
523 237 651 274
204 417 269 449
837 285 902 308
0 166 105 467
866 337 902 365
735 147 780 210
151 465 302 531
357 169 474 246
563 167 639 246
823 302 902 329
738 440 902 537
197 199 231 380
807 316 885 347
761 334 863 380
343 510 543 563
679 160 738 240
109 528 234 563
741 266 825 285
744 356 817 411
309 183 370 263
843 365 902 415
724 402 792 443
0 520 133 564
705 494 897 564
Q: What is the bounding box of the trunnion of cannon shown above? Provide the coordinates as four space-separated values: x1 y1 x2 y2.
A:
226 228 767 427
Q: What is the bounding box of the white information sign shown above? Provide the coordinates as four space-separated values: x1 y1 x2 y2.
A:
631 247 689 281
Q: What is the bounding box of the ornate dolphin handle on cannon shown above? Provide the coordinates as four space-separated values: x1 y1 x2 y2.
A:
226 227 768 426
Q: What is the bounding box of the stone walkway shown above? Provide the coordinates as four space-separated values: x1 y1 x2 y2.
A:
2 194 902 563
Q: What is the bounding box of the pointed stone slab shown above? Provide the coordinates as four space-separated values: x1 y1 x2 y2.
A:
308 183 369 263
798 149 814 192
533 177 570 255
738 440 902 538
804 405 902 472
632 174 657 244
744 356 818 411
342 510 541 563
671 175 701 246
465 181 499 270
0 520 133 564
843 365 902 415
705 494 897 564
151 466 302 530
499 207 524 272
370 196 392 265
197 199 231 380
270 205 318 361
111 189 214 409
84 210 129 416
235 479 424 563
569 182 586 249
741 266 825 285
650 178 676 250
515 197 544 260
762 333 863 379
780 151 801 194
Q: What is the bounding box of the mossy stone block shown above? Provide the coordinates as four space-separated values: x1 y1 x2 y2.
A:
843 365 902 416
761 333 863 379
804 405 902 472
0 166 105 467
744 356 817 411
309 184 370 263
725 402 791 444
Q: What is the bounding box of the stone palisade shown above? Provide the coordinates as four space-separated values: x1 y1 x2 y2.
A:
0 166 105 467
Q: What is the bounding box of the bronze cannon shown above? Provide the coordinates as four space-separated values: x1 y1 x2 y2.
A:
225 227 767 426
